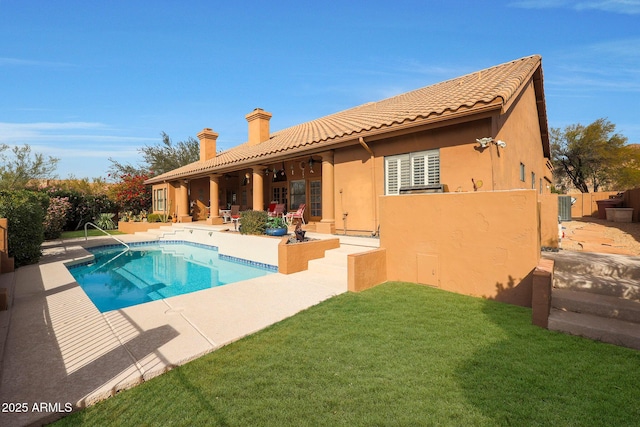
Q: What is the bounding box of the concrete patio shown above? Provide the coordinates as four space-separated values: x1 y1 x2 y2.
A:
0 226 378 426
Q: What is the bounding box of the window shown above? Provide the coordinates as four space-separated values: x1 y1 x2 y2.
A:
531 172 536 190
154 188 166 211
384 149 440 195
271 183 288 205
290 180 306 210
310 180 321 217
520 163 525 182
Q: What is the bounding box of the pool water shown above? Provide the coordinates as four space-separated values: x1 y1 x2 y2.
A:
67 242 274 312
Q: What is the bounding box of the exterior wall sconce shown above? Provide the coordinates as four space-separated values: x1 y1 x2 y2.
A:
242 172 250 186
308 156 316 173
476 137 507 149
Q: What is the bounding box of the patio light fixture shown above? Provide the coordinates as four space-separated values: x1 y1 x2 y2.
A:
476 137 507 149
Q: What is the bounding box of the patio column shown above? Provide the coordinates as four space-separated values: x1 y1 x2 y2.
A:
207 174 223 225
252 166 265 211
317 151 335 234
178 180 191 222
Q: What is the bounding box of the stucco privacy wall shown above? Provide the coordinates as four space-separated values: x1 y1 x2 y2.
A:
624 188 640 222
540 194 560 248
569 191 620 218
380 190 539 307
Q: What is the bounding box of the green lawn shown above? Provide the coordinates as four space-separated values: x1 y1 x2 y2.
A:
56 282 640 426
59 229 124 239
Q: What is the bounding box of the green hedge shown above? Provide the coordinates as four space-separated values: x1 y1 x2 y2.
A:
0 190 46 266
239 210 268 235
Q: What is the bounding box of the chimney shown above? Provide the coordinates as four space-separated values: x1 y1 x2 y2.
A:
198 128 218 162
245 108 272 146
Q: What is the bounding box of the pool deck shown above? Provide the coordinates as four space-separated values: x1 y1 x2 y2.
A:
0 225 379 426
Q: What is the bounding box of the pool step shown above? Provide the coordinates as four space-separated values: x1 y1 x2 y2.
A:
114 266 163 291
134 225 185 240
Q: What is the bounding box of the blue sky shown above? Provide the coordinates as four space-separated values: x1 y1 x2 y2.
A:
1 0 639 179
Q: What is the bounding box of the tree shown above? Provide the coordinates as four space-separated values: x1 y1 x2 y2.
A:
611 144 640 190
551 118 628 193
108 132 199 178
0 144 59 190
111 172 152 214
141 132 200 176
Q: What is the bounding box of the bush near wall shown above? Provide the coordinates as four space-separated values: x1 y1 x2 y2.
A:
43 196 72 240
45 189 117 231
239 210 268 235
0 190 46 266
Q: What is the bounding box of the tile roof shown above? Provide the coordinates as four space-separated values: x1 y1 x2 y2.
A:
147 55 544 183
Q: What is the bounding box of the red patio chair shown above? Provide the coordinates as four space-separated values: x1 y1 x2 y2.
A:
273 203 285 218
267 201 278 217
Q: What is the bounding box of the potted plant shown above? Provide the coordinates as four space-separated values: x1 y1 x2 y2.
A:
265 216 288 236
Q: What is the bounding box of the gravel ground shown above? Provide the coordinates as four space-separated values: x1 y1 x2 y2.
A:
561 217 640 256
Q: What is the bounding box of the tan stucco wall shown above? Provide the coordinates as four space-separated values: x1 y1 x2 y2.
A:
347 248 387 292
623 188 640 222
334 146 379 234
380 190 540 307
333 119 496 234
190 177 210 220
539 194 560 248
278 237 340 274
494 80 551 193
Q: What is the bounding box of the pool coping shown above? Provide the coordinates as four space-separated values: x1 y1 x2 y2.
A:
0 230 369 426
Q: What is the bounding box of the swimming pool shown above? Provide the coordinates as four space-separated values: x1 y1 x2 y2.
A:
67 241 276 312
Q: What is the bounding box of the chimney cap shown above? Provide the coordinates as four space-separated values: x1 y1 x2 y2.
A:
246 108 272 121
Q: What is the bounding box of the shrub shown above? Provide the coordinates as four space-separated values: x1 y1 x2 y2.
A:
239 210 268 235
44 196 72 240
0 190 46 266
94 213 116 230
43 188 117 230
266 216 287 229
147 213 162 223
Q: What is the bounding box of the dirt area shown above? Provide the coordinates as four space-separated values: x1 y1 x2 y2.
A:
560 217 640 256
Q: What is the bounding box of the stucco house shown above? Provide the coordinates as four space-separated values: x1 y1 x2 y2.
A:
146 54 551 235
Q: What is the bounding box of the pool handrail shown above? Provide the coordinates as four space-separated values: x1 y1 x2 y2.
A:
84 222 130 250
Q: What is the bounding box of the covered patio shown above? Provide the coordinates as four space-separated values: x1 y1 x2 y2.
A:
147 110 337 234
